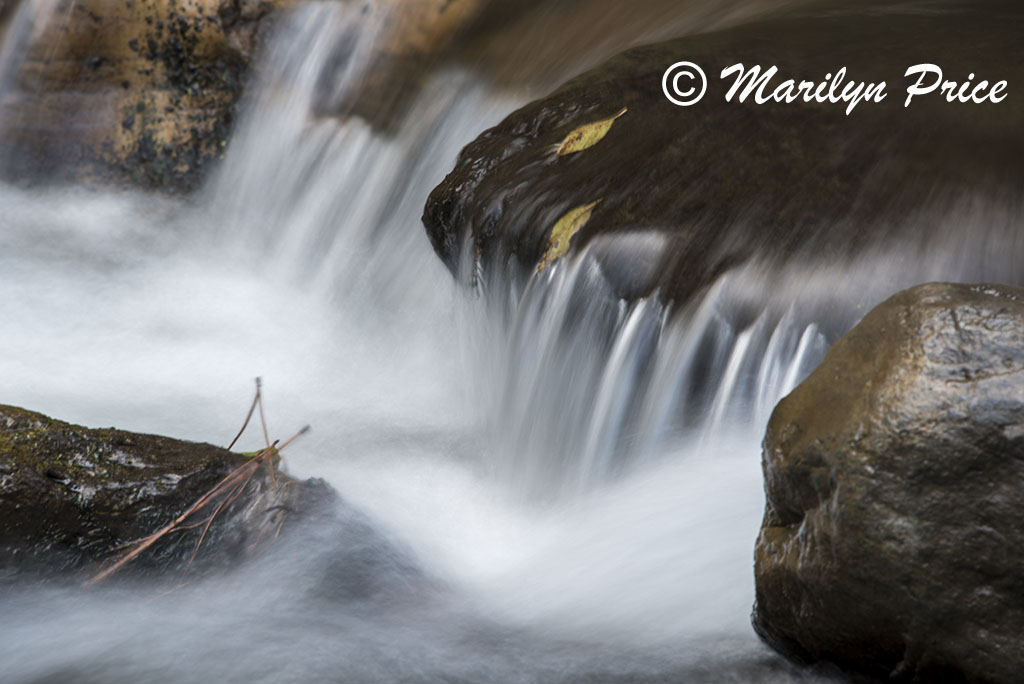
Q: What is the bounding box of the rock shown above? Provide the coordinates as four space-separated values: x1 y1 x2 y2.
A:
423 0 1024 302
449 0 792 94
0 403 333 584
0 0 295 191
0 0 783 186
0 1 12 33
325 0 489 131
0 0 511 184
754 282 1024 682
327 0 783 132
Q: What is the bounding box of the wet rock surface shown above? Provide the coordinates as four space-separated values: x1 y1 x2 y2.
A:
755 283 1024 682
0 404 333 584
423 0 1024 302
0 0 293 191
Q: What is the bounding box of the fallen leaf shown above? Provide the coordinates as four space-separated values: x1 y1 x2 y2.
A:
556 107 627 156
538 200 601 271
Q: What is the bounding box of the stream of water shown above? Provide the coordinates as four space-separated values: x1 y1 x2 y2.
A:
1 2 1022 683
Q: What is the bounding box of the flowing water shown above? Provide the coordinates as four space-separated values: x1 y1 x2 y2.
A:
1 2 1022 683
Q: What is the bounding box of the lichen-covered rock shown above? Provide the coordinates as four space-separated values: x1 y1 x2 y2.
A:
423 0 1024 302
0 404 332 583
754 283 1024 682
0 0 294 191
0 0 513 185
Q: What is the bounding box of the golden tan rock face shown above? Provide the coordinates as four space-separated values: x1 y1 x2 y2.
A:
0 0 294 190
0 0 496 188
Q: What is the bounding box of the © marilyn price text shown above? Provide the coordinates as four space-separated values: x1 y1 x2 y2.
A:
662 62 1008 114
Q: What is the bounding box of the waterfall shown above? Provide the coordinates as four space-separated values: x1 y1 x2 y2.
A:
200 3 523 320
0 0 62 95
474 242 828 499
1 2 1021 683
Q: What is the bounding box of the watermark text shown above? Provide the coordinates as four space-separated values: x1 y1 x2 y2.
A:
661 62 1008 113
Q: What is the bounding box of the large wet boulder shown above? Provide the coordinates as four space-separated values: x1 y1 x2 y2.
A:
0 404 332 583
754 282 1024 682
423 0 1024 301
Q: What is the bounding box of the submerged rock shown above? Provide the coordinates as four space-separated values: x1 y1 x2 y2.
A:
755 283 1024 682
0 404 333 583
423 0 1024 302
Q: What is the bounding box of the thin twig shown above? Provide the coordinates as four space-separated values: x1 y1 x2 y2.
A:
228 377 262 451
257 385 271 449
278 425 311 451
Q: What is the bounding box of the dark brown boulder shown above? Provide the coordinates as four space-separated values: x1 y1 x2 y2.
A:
0 404 332 584
755 283 1024 682
423 0 1024 302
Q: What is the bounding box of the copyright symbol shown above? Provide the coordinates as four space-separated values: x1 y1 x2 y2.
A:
662 61 707 106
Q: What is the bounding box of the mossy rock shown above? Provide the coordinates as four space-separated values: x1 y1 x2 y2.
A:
0 404 333 584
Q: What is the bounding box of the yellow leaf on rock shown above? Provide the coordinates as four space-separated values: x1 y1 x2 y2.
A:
556 107 627 156
538 200 601 272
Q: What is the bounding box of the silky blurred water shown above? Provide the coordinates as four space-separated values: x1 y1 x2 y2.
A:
0 2 1021 683
0 182 820 682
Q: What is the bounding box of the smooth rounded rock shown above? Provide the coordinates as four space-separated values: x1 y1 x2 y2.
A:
755 282 1024 683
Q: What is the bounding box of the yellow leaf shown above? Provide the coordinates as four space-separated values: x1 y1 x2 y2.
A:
556 107 627 156
538 200 601 272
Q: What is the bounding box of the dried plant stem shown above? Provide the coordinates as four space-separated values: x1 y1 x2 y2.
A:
84 380 310 588
228 377 262 451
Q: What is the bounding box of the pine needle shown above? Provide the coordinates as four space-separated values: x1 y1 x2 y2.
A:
84 380 309 588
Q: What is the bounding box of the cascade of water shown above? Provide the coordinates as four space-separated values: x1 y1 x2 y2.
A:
0 0 62 97
201 2 522 322
474 241 830 500
0 0 65 174
1 2 1023 683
